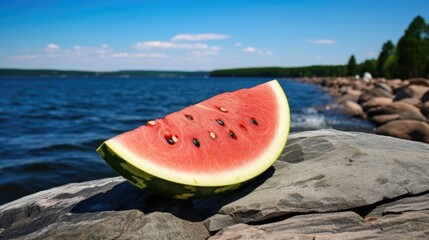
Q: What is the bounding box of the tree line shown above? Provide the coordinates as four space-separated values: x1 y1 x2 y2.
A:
211 16 429 79
348 15 429 79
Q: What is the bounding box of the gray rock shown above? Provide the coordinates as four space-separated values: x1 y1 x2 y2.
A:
1 129 429 239
210 210 429 239
0 178 209 240
366 193 429 220
195 130 429 230
211 192 429 239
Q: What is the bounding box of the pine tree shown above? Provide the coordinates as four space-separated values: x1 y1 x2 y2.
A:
347 55 358 76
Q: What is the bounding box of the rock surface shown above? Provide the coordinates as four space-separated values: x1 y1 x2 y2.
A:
1 130 429 239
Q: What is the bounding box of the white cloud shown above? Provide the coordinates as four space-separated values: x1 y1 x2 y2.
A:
243 47 257 53
234 42 242 47
308 39 336 45
111 52 168 59
242 47 272 56
133 41 176 49
44 43 60 52
171 33 230 42
133 41 220 51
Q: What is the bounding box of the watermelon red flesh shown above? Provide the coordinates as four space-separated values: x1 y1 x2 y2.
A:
99 80 289 192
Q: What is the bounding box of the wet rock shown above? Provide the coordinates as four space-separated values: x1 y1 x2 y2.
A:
375 120 429 143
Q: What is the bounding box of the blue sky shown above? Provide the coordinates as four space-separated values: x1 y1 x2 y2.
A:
0 0 428 71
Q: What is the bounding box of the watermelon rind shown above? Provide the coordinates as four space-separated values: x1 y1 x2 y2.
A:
96 79 290 199
97 143 243 199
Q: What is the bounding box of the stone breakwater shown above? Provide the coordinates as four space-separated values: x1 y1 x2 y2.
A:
300 77 429 143
1 130 429 239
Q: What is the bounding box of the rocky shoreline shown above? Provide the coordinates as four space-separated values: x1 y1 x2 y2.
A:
299 77 429 143
1 130 429 239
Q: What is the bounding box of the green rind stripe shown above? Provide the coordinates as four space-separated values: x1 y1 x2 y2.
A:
96 143 243 199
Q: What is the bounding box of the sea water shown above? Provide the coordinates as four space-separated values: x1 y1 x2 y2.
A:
0 77 373 204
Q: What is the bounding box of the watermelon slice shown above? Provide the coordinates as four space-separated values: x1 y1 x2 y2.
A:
97 80 290 199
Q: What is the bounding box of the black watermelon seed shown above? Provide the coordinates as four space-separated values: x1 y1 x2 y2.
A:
229 130 237 139
185 115 194 120
251 118 259 126
192 138 200 147
166 138 175 145
216 119 225 126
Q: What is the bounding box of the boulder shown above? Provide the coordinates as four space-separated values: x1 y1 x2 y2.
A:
423 101 429 118
394 85 429 101
374 82 392 94
370 114 400 125
342 100 365 118
1 130 429 239
367 101 422 118
387 79 406 92
422 90 429 103
375 120 429 143
396 97 422 108
361 97 393 112
336 92 360 104
370 112 427 125
407 78 429 87
358 87 393 104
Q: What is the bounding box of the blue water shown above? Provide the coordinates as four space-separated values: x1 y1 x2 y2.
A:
0 77 373 204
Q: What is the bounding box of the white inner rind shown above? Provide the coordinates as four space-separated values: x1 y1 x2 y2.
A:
105 80 290 186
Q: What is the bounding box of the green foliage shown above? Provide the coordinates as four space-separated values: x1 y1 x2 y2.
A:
383 54 398 79
395 15 429 78
346 55 358 76
376 41 395 77
359 59 377 76
210 65 346 78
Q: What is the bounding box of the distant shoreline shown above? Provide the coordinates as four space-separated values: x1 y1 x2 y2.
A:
0 69 209 78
